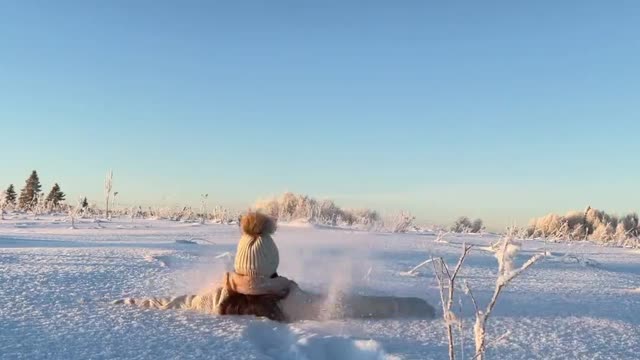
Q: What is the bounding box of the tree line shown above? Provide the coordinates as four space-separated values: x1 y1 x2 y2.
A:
1 170 86 212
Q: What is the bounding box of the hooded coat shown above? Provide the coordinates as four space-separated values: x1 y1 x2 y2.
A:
114 272 435 321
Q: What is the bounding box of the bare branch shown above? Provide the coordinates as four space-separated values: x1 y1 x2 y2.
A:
463 280 479 314
405 258 437 275
503 253 544 283
451 244 473 282
431 256 447 315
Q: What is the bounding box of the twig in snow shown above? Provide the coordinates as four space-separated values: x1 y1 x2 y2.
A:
404 258 437 276
364 266 373 282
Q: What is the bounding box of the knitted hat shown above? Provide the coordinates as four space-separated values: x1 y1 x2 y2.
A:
234 212 279 277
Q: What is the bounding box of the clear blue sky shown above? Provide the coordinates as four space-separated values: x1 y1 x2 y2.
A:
1 1 639 229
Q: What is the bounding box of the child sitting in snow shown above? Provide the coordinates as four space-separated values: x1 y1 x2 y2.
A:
114 212 435 322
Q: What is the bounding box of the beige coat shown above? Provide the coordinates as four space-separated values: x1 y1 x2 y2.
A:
114 272 434 321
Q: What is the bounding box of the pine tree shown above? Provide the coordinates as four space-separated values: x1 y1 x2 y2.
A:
18 170 42 210
45 183 66 208
4 184 16 206
81 197 89 209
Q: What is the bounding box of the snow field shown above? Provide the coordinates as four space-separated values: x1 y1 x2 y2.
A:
1 216 639 359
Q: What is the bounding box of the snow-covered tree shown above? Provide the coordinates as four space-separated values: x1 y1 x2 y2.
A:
81 197 89 209
45 183 66 209
4 184 16 206
18 170 42 210
0 190 6 220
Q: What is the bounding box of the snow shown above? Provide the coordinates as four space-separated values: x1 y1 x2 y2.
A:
1 215 640 359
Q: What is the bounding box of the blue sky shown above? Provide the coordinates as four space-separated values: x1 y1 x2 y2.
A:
1 1 639 228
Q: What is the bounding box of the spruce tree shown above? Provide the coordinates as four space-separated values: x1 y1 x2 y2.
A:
46 183 66 208
18 170 42 210
4 184 16 206
45 184 57 205
81 197 89 209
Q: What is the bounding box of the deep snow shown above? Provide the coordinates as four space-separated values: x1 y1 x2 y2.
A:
1 215 639 359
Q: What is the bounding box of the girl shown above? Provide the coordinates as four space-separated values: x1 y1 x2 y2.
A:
114 212 435 322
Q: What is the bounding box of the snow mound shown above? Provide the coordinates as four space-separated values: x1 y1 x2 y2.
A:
246 322 397 360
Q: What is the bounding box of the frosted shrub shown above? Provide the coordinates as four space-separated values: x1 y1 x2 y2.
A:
471 218 483 233
585 207 618 230
389 210 415 233
275 192 315 220
316 199 341 225
451 216 484 233
451 216 472 233
564 211 584 228
528 213 564 238
590 222 615 243
620 213 640 238
210 205 235 223
258 192 316 221
346 208 381 227
527 206 640 246
254 192 382 228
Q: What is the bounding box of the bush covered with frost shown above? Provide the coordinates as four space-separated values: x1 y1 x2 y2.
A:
255 192 382 228
527 206 640 246
450 216 484 233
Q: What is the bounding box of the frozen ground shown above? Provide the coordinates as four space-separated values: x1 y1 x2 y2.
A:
1 215 639 359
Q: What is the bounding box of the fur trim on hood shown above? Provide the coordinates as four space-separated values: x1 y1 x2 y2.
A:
224 272 292 296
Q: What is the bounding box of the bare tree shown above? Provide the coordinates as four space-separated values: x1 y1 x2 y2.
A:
104 170 113 219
